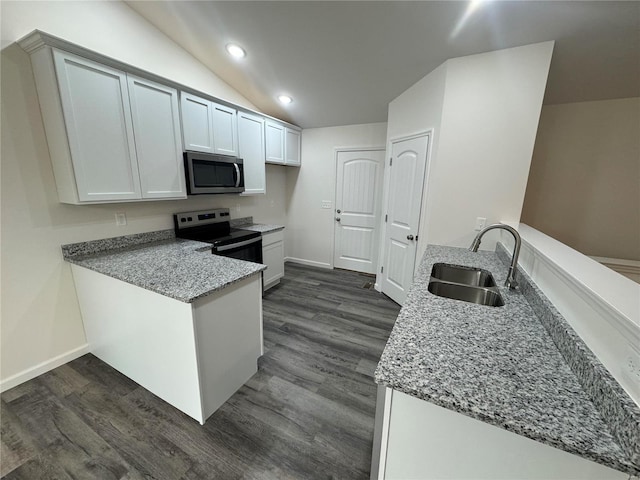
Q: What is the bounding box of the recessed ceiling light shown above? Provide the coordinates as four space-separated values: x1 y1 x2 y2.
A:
226 43 246 59
278 95 293 105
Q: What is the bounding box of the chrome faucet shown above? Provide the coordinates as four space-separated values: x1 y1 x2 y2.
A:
469 224 521 289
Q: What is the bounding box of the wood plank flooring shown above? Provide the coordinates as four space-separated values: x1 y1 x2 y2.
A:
1 264 400 479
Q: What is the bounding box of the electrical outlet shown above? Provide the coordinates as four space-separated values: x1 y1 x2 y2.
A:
115 212 127 226
321 200 332 209
623 346 640 388
475 217 487 231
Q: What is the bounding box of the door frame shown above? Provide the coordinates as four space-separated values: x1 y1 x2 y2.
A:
375 130 434 293
332 146 385 270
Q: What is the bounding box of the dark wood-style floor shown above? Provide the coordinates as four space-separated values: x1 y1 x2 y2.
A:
1 264 400 479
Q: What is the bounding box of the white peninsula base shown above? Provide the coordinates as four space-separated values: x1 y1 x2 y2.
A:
71 265 263 424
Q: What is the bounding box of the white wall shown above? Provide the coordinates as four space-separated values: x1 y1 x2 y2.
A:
425 42 554 251
379 42 553 291
0 0 288 386
522 98 640 261
0 0 252 109
285 123 388 267
385 63 447 265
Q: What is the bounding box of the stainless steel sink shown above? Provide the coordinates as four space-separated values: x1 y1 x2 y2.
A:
428 280 505 307
430 263 497 288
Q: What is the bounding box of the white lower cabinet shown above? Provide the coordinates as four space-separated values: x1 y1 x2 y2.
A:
29 47 185 204
372 387 629 480
262 230 285 291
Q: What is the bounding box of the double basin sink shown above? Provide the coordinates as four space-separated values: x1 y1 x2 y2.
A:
428 263 505 307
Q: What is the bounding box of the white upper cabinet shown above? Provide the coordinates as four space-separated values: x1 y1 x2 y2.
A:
181 92 214 154
127 75 186 199
285 128 301 166
27 47 187 204
20 31 302 203
212 103 238 156
237 111 266 195
181 93 238 156
53 50 142 202
265 121 285 164
265 121 301 167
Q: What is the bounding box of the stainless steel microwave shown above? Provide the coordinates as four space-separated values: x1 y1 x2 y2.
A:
184 151 245 194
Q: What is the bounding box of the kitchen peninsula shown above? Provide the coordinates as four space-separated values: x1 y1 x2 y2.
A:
372 244 640 479
62 230 266 424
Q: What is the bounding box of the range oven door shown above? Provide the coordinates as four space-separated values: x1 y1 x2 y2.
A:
185 151 244 194
213 236 263 263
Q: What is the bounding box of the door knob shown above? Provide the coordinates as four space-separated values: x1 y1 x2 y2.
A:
407 234 414 240
336 217 341 222
336 209 341 214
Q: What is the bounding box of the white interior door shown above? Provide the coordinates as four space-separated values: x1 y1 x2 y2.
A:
334 149 384 274
381 134 429 305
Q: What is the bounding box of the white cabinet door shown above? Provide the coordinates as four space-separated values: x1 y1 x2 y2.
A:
265 121 285 164
127 75 186 199
262 230 285 290
181 92 214 153
284 128 301 166
237 111 266 195
212 103 238 156
53 50 141 202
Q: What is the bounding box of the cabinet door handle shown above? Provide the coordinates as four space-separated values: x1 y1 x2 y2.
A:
336 217 341 222
407 234 414 240
336 209 341 214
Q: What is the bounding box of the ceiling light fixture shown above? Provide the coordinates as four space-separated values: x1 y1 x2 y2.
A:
226 43 246 59
278 95 293 105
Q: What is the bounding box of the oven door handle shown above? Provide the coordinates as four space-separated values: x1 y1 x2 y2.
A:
233 163 241 188
214 236 261 252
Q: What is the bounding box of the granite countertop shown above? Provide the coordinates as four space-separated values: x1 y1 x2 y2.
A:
239 223 284 234
375 244 639 475
62 231 266 303
230 216 284 234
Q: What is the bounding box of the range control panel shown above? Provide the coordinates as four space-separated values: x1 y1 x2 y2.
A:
174 208 231 229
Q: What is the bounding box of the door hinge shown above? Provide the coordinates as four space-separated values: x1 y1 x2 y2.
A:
380 266 384 273
385 214 388 223
389 157 393 166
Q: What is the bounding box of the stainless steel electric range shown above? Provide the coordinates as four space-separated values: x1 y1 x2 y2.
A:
174 208 262 263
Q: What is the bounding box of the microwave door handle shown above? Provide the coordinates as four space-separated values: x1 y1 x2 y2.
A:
233 163 241 188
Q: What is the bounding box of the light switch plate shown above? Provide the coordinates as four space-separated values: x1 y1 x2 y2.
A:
115 212 127 226
321 200 332 209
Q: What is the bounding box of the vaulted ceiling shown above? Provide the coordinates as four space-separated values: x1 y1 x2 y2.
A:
126 1 640 128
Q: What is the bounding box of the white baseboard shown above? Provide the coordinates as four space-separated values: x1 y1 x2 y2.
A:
284 257 332 269
0 343 90 393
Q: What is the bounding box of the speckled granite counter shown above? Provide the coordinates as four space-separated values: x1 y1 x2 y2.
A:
62 231 266 303
231 216 284 234
375 244 640 475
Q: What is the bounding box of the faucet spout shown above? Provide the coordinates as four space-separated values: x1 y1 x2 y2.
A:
469 224 521 289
